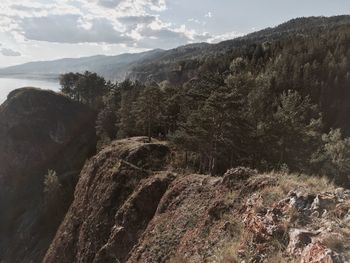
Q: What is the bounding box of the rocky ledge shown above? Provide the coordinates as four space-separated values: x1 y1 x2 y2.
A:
44 139 350 262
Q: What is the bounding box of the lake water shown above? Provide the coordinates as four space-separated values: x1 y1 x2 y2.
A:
0 77 61 105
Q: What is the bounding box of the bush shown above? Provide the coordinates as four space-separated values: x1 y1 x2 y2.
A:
44 170 62 201
311 129 350 186
43 170 69 217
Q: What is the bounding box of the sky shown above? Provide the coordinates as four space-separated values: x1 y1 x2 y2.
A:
0 0 349 67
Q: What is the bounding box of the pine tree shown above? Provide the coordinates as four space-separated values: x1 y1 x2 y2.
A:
116 80 140 138
312 129 350 186
173 86 250 174
133 83 164 142
96 84 120 148
270 90 322 170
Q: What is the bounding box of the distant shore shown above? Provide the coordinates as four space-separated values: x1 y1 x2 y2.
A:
0 73 59 82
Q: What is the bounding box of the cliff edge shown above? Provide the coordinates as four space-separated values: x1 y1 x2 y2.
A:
0 88 97 262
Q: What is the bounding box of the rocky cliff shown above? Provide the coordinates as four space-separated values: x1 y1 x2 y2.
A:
2 88 350 262
45 138 350 262
0 88 97 262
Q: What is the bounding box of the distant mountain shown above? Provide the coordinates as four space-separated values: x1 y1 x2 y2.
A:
0 49 164 82
129 15 350 82
1 15 349 83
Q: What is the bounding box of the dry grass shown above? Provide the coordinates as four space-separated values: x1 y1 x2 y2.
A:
210 170 341 263
217 241 240 263
268 253 296 263
323 235 345 253
265 171 335 195
214 171 337 263
169 256 188 263
324 221 350 260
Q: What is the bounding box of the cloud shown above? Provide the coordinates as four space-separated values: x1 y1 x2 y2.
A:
205 12 212 18
1 48 21 56
136 23 211 49
98 0 123 8
0 0 245 55
20 15 133 44
17 13 203 48
97 0 166 11
119 15 156 25
10 4 43 12
207 31 244 43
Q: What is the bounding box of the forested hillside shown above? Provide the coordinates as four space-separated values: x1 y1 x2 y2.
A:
58 15 350 187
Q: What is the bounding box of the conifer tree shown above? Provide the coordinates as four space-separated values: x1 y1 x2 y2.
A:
133 83 164 142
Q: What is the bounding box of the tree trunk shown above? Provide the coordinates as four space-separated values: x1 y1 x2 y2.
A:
147 110 151 143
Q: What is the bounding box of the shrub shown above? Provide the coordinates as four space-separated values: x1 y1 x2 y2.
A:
43 170 69 218
311 129 350 186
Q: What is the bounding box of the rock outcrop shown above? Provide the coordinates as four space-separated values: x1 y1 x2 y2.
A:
237 181 350 262
45 137 241 263
44 137 171 263
45 147 350 263
0 88 97 263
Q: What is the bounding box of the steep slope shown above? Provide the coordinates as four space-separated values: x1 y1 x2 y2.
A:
44 137 171 263
0 88 97 262
45 138 350 262
0 49 163 81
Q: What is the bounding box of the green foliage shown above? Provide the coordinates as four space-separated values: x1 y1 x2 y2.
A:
133 82 164 142
61 16 350 187
116 80 142 138
269 90 322 171
312 129 350 183
60 71 107 108
43 170 67 215
173 86 250 174
96 83 120 148
44 170 61 199
43 170 73 224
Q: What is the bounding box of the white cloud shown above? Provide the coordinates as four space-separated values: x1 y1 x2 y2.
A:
205 11 212 18
20 15 133 44
0 0 202 48
1 48 21 56
0 0 248 66
207 31 244 43
188 18 202 24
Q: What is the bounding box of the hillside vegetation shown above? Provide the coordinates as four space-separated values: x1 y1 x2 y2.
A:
59 16 350 187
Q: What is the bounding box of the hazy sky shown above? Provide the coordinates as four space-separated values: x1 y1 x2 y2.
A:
0 0 349 67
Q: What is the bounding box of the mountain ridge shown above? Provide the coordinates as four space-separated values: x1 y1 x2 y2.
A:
2 15 349 82
0 49 164 81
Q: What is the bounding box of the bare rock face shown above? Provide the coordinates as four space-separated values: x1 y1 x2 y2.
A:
94 172 175 263
126 174 233 263
0 88 97 263
0 88 96 181
45 139 241 263
44 138 171 263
